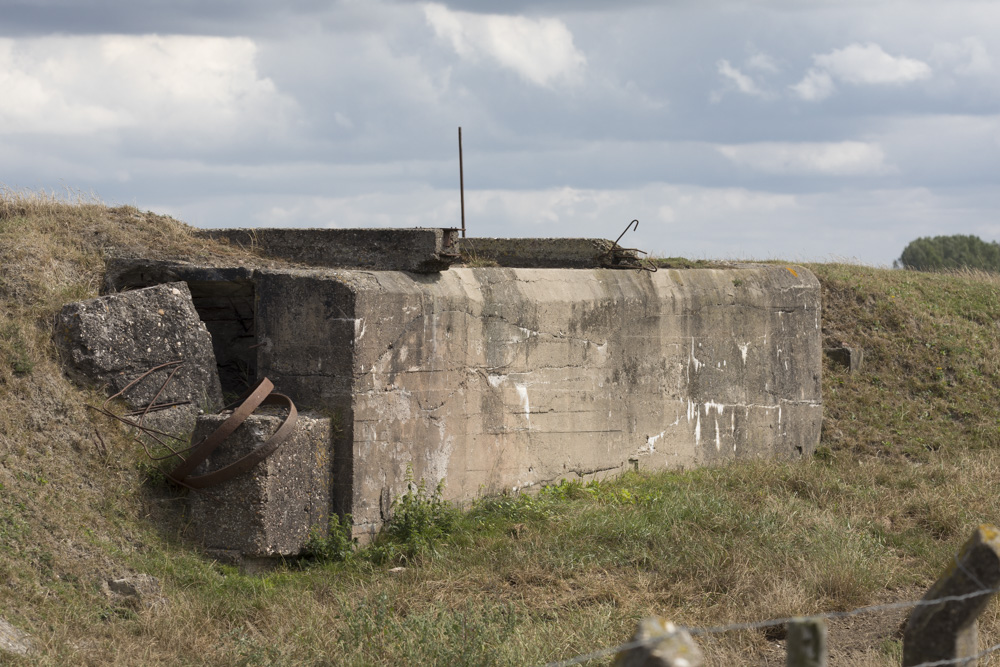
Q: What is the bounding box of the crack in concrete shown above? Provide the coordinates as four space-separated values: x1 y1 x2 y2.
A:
533 465 622 486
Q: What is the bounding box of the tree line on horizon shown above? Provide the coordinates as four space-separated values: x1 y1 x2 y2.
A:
896 234 1000 272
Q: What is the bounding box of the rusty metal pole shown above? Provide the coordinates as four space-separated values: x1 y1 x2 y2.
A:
458 126 466 238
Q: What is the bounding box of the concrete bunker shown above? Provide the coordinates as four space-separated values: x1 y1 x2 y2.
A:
97 228 823 555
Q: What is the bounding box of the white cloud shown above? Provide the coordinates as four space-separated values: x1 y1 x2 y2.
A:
0 35 296 144
716 141 889 175
716 59 768 98
815 43 932 85
790 68 835 101
423 3 586 87
791 42 931 101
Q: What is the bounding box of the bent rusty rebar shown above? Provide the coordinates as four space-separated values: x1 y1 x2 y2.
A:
88 362 297 490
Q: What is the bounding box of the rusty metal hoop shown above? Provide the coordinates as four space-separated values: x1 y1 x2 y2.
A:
167 377 298 489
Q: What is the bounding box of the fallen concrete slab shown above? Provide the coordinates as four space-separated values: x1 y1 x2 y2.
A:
54 282 223 436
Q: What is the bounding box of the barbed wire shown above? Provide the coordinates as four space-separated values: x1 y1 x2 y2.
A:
542 584 1000 667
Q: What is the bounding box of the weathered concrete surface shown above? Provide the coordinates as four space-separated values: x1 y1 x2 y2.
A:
199 228 461 273
252 265 822 538
188 412 333 557
103 260 261 397
54 282 224 435
0 617 32 658
902 524 1000 666
459 237 643 269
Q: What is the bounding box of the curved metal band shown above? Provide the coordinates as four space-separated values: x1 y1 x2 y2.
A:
167 377 274 483
179 392 297 489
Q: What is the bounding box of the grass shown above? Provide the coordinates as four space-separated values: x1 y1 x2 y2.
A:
3 189 1000 664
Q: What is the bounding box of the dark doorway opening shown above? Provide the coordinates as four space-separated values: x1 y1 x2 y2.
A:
185 280 257 401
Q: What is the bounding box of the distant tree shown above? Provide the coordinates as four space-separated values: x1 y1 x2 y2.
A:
897 234 1000 272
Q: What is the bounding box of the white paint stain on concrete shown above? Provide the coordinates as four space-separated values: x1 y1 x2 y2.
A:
516 383 531 427
645 431 666 452
739 342 749 363
487 373 507 388
703 401 725 418
732 412 737 452
690 338 704 372
354 317 366 340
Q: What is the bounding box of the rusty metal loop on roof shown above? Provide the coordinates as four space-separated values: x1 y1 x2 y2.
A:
167 377 298 489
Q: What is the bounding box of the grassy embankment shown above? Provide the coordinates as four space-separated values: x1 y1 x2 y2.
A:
3 190 1000 665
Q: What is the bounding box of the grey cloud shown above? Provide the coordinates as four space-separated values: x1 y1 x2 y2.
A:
2 0 1000 267
0 0 332 36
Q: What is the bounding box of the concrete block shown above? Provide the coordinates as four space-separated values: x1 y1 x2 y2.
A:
187 412 333 558
0 617 32 658
54 281 223 436
614 617 703 667
459 237 643 269
824 346 863 373
199 228 461 273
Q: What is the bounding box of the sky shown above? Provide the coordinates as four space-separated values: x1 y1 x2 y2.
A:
1 0 999 265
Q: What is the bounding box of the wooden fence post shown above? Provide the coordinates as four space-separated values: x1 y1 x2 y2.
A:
787 617 827 667
902 524 1000 666
614 617 704 667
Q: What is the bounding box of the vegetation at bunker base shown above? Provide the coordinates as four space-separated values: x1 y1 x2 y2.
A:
4 189 1000 664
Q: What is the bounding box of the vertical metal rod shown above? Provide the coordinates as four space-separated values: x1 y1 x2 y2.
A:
458 126 466 238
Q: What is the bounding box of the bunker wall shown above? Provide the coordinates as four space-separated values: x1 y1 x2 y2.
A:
256 265 822 538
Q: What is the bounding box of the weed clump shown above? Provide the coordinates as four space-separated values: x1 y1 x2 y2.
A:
303 513 356 563
370 467 460 564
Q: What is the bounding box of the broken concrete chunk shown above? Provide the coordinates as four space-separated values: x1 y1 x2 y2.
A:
54 282 224 435
101 574 168 612
824 346 863 373
0 617 32 657
188 412 333 559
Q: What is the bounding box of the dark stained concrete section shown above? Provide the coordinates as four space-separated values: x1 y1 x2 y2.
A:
459 237 644 269
198 228 461 273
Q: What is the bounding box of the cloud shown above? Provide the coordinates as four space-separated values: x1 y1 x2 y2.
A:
931 37 993 76
716 141 889 176
0 35 296 147
423 3 586 87
790 69 835 101
791 42 932 100
746 52 779 73
715 59 768 99
815 43 932 85
228 182 800 260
